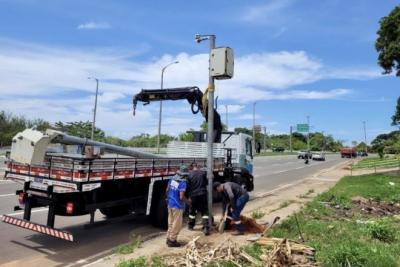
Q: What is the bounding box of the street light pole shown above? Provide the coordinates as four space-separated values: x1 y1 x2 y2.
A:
195 34 216 229
263 126 267 152
225 104 228 129
157 61 179 154
253 102 256 154
363 121 367 153
289 125 293 153
88 77 99 140
307 115 310 151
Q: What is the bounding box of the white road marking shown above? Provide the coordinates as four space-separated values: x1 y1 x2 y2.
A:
272 170 287 174
0 193 15 197
0 180 14 184
4 208 48 217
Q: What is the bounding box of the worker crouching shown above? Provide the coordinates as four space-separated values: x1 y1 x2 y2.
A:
214 181 249 235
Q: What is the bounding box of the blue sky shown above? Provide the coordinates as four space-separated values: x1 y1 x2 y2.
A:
0 0 398 144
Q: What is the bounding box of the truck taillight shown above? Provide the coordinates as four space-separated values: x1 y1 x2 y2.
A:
18 192 25 204
66 202 74 215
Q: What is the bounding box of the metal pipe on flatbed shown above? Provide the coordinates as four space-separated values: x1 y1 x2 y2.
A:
52 132 163 159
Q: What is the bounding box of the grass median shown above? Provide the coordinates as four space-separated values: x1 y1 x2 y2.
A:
265 174 400 266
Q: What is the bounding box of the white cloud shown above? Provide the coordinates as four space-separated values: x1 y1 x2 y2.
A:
0 39 377 137
241 0 294 23
218 104 245 114
77 22 111 30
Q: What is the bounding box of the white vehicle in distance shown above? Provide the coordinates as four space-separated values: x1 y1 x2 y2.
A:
297 150 312 159
312 152 326 161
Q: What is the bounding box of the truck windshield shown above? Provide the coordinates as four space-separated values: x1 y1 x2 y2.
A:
245 139 252 157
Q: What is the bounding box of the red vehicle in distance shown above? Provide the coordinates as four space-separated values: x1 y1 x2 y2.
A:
340 147 357 158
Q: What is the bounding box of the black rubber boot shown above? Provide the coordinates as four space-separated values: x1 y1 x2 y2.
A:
232 223 245 236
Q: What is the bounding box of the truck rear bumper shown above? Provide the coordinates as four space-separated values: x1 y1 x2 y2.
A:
2 215 74 242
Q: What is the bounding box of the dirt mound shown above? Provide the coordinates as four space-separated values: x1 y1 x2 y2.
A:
351 196 400 216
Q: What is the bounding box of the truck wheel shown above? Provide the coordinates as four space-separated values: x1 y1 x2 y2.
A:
150 192 168 229
100 204 131 218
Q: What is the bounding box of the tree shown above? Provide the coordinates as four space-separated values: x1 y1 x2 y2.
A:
392 97 400 126
55 121 105 140
200 121 227 132
376 6 400 76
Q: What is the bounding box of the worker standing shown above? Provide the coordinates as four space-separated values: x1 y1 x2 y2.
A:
187 164 210 235
213 181 249 235
166 165 191 247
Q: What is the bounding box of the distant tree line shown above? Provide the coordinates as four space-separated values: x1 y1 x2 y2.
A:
234 127 343 152
0 111 346 152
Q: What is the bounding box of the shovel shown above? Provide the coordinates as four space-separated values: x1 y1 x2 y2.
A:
218 209 230 233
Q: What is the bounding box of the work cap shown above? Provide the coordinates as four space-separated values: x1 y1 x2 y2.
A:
177 165 189 176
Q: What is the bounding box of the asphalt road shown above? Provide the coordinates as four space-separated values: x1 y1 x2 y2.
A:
0 154 346 266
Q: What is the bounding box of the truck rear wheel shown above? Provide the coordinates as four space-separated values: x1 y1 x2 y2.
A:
100 204 131 218
150 192 168 229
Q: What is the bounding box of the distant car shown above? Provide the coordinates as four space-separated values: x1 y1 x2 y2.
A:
357 151 368 157
298 150 312 159
312 152 326 161
272 147 285 152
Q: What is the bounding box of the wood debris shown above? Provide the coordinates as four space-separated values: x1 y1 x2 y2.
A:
164 236 318 267
257 237 318 266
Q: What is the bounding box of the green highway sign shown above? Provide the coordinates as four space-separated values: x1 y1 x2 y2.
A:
297 124 309 133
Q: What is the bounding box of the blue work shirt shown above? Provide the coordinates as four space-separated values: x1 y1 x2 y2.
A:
167 176 187 210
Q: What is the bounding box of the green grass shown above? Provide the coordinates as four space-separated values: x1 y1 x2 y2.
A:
116 256 166 267
114 235 142 255
353 156 400 170
251 209 266 219
267 174 400 266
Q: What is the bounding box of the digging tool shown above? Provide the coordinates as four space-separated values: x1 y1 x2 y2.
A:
262 216 280 237
218 209 229 233
294 213 305 242
248 216 281 241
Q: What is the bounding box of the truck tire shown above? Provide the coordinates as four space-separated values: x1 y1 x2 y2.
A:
100 204 131 218
150 192 168 229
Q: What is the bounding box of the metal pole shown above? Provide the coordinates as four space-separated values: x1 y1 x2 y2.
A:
157 61 179 154
307 115 310 151
290 126 293 152
90 78 99 140
263 126 266 152
225 104 228 129
363 121 367 153
206 35 216 229
253 102 256 154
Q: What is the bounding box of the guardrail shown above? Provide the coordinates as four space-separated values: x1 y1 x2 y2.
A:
351 157 400 173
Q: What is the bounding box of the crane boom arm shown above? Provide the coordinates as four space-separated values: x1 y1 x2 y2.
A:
133 86 222 142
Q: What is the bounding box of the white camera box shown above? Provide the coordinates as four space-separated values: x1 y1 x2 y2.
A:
210 47 234 80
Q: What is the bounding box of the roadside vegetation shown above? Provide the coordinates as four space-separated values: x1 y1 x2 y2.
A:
261 174 400 266
353 156 400 170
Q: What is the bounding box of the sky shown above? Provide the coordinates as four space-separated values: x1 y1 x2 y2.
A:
0 0 399 144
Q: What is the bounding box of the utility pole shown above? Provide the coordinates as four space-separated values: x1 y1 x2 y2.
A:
363 121 367 153
157 61 179 153
252 102 256 155
195 34 216 229
225 104 228 130
289 126 293 152
88 77 99 140
307 115 310 151
263 126 267 152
